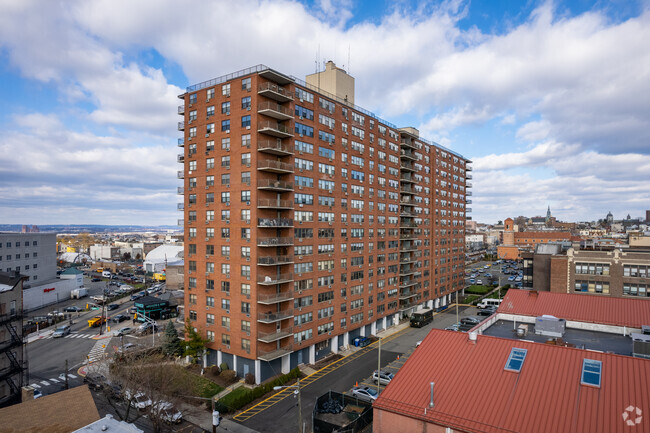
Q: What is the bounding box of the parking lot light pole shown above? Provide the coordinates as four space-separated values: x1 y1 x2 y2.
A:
377 337 381 394
274 378 302 433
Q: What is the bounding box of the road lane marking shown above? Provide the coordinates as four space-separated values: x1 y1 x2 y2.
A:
40 381 50 386
49 378 59 383
30 383 41 388
67 374 77 378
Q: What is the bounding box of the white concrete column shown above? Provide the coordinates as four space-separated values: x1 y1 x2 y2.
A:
233 355 238 373
281 353 290 374
371 322 377 336
435 298 440 309
255 360 261 385
360 326 366 337
203 353 208 368
343 331 349 348
217 350 223 367
428 300 433 309
331 335 339 354
309 345 316 364
382 317 387 330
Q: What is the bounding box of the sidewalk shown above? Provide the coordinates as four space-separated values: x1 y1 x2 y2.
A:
179 401 260 433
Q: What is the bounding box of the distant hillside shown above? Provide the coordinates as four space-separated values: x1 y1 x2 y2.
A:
0 224 179 234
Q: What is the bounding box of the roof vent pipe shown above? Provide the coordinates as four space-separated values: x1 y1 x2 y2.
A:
429 382 435 408
469 331 478 343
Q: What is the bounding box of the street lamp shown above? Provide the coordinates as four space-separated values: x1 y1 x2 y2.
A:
274 378 302 433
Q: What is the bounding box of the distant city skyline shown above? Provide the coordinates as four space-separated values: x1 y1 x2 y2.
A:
0 1 648 225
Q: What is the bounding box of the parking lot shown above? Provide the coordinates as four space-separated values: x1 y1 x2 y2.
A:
465 260 523 288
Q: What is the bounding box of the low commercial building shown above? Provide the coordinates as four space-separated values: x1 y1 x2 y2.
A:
374 290 650 433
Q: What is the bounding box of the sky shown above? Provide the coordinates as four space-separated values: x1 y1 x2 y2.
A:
0 0 648 226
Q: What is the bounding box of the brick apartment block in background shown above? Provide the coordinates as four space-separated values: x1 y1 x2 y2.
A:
177 62 471 383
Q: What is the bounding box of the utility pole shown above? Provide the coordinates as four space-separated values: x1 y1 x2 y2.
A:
297 378 302 433
64 359 69 390
377 337 381 394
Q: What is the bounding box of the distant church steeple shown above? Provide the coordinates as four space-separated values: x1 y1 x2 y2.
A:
545 205 551 223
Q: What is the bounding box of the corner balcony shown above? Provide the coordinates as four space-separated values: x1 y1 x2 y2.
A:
466 181 473 188
177 138 184 147
400 162 415 172
258 121 293 138
257 199 294 210
466 191 472 196
257 290 294 304
177 121 184 131
177 219 184 226
177 170 184 179
466 199 472 204
257 159 294 174
178 105 184 115
177 203 184 211
257 237 294 247
400 149 416 160
257 345 293 361
258 82 293 103
466 165 473 171
258 101 294 120
258 273 294 286
177 187 184 195
400 139 416 150
400 198 416 207
258 217 293 227
177 154 185 163
400 174 415 183
466 208 472 213
466 173 473 180
399 221 417 229
257 255 294 266
258 139 293 156
257 179 294 192
257 327 293 343
257 309 294 324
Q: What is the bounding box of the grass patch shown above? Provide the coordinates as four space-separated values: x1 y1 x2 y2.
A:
168 366 224 399
465 285 492 295
463 295 480 304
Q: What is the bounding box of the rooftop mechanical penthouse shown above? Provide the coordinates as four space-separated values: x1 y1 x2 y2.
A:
177 62 472 383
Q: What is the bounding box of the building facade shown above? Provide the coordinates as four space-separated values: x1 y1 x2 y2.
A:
0 233 56 287
177 64 471 382
0 272 26 407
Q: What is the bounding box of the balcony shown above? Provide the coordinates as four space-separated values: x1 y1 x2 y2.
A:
400 149 416 160
466 181 473 188
466 165 473 171
177 154 185 163
177 170 184 179
399 267 417 276
257 159 294 173
258 328 293 343
399 279 419 289
400 187 414 194
466 199 472 204
258 255 294 266
400 162 415 172
177 219 184 226
258 101 294 120
257 179 294 192
400 139 416 150
177 121 184 131
257 309 294 324
258 82 293 102
178 105 184 115
258 139 293 156
466 173 473 180
257 345 293 361
400 256 417 264
258 237 294 247
258 217 293 227
177 186 184 195
257 199 294 210
400 210 416 217
466 191 472 196
178 138 184 147
258 273 294 285
466 208 472 213
399 291 417 300
177 203 184 211
399 221 417 228
258 120 293 138
400 198 416 207
400 174 414 183
399 233 417 240
257 290 294 304
400 243 418 252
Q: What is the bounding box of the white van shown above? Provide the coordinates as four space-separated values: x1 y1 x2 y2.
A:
102 270 112 278
477 298 502 310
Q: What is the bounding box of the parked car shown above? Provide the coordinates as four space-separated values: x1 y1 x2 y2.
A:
476 279 483 285
137 322 159 335
115 326 134 336
91 278 101 282
154 401 183 424
445 324 460 331
112 314 128 323
109 281 120 286
83 372 107 391
125 390 152 410
129 306 138 314
52 325 71 338
117 342 136 352
460 317 481 326
372 370 395 386
477 307 497 316
64 306 82 312
351 386 378 402
107 304 120 311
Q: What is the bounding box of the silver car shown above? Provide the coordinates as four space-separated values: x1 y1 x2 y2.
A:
52 325 71 338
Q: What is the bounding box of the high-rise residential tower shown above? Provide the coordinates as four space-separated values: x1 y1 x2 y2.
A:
177 63 471 383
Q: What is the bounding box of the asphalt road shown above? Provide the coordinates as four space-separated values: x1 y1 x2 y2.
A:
238 306 478 433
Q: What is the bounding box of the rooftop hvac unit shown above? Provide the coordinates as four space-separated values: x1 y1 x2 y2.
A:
534 315 566 338
632 333 650 359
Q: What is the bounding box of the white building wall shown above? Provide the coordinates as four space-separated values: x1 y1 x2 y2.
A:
0 233 56 286
23 278 81 311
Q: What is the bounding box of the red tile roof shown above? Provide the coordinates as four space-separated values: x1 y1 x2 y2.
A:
497 289 650 328
374 330 650 433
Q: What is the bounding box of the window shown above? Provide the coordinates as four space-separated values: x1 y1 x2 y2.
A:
241 153 251 166
242 77 251 90
241 171 251 185
221 138 230 150
206 123 215 134
241 302 251 314
222 83 230 96
221 119 230 132
206 88 215 100
189 93 197 104
221 156 230 168
581 359 602 387
221 102 230 114
241 115 251 128
504 348 527 372
242 134 251 147
242 96 251 109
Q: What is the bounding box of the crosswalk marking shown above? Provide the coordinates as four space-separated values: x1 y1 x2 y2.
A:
87 339 109 363
40 380 50 386
67 374 77 379
30 383 41 389
49 378 59 383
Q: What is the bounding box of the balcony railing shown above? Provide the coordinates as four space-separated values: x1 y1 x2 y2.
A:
400 210 416 217
257 345 293 361
466 199 472 204
257 199 294 209
257 179 294 191
257 309 294 324
177 121 184 131
466 191 472 196
257 159 294 173
258 255 294 266
466 181 473 188
177 203 184 210
177 170 184 179
177 154 185 163
258 82 293 102
258 101 294 120
257 291 294 304
400 187 414 194
399 233 417 240
466 165 473 171
177 219 184 226
177 138 184 147
258 273 294 285
258 139 293 156
258 217 293 227
399 222 417 228
258 121 293 138
258 237 294 247
400 139 416 150
177 186 184 194
400 174 414 183
400 162 415 171
178 105 185 114
466 208 472 213
466 173 473 179
257 327 293 343
400 198 416 206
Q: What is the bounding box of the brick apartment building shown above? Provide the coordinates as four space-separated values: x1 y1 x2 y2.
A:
177 63 471 382
498 217 573 260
